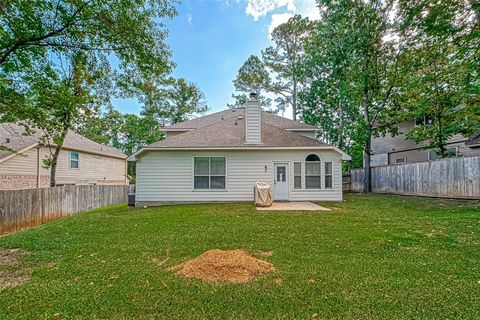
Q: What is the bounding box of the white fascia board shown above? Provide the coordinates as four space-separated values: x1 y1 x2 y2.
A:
130 146 351 161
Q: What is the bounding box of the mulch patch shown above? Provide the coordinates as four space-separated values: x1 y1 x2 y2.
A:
167 249 274 283
0 248 30 290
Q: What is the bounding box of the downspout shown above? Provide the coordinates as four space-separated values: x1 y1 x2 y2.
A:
125 160 128 185
36 146 40 188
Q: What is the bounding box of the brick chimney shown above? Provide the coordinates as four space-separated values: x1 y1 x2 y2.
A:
245 93 262 144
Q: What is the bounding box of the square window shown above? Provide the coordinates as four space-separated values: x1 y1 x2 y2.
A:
194 157 226 190
325 176 333 189
306 176 321 189
194 176 209 189
210 176 225 189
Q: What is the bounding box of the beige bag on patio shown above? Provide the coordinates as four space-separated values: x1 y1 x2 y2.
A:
254 181 272 207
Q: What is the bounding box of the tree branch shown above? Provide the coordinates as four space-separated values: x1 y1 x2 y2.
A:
0 0 92 64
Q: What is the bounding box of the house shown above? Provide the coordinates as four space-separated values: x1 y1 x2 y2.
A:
0 123 128 190
371 118 480 167
129 94 350 206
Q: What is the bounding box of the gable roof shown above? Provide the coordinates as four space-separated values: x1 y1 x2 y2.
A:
129 108 351 161
163 108 318 131
0 123 127 162
149 116 327 148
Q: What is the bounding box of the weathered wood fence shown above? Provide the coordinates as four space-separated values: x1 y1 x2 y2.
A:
0 185 135 235
342 174 351 192
350 156 480 199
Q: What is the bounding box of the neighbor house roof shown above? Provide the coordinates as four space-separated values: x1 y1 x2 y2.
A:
0 123 127 162
162 108 318 131
466 132 480 147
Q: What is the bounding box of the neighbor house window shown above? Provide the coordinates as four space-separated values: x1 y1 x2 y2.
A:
324 162 333 189
415 115 434 126
395 157 406 165
70 151 79 169
294 162 302 189
305 154 321 189
428 148 457 161
194 157 226 189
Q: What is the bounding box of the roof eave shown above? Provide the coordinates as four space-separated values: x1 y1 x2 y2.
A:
129 146 351 161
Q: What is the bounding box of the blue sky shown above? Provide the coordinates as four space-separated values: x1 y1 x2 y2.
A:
112 0 319 116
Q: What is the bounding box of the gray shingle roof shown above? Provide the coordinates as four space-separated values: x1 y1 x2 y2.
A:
0 123 126 160
164 108 318 130
466 132 480 146
147 116 328 149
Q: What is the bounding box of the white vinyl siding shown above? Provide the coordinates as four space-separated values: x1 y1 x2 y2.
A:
245 100 261 144
136 150 343 203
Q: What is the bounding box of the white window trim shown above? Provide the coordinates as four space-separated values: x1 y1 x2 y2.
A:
324 162 333 189
70 151 79 169
192 156 227 191
293 161 302 189
305 153 322 190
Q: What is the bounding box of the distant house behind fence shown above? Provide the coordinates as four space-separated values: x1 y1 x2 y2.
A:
0 123 128 190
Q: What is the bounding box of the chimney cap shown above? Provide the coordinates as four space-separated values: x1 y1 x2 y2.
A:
249 92 258 100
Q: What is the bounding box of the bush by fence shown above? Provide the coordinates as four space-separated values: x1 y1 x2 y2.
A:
350 156 480 199
0 185 135 235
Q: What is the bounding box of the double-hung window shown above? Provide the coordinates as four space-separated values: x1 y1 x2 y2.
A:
324 162 333 189
294 162 302 189
305 154 321 189
194 157 226 189
70 151 79 169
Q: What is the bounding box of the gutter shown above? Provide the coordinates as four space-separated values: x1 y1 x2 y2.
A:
128 146 351 161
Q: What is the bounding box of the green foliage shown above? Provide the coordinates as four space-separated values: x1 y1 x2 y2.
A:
397 0 480 157
300 0 401 172
1 195 480 318
232 15 314 119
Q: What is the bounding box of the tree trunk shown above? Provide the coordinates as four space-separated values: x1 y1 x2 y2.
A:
338 101 344 150
292 79 297 121
49 119 70 187
363 105 372 194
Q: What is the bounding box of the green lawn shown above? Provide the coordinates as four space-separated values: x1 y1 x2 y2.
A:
1 194 480 319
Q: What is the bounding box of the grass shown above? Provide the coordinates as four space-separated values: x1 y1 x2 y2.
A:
1 194 480 319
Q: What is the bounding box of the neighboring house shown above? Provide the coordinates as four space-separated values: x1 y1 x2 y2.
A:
371 118 480 167
0 123 128 190
129 94 351 206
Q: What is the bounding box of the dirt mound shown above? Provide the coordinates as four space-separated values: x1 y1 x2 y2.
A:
172 249 274 283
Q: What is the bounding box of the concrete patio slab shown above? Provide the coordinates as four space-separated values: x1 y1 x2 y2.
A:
256 201 331 211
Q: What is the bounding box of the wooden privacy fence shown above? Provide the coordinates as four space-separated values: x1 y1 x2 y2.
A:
0 185 135 235
350 156 480 199
342 174 351 192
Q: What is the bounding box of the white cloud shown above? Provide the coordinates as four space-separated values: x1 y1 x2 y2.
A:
187 13 192 25
244 0 320 36
245 0 296 21
268 12 293 35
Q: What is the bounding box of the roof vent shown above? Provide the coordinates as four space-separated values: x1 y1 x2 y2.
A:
249 92 258 100
5 137 10 143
